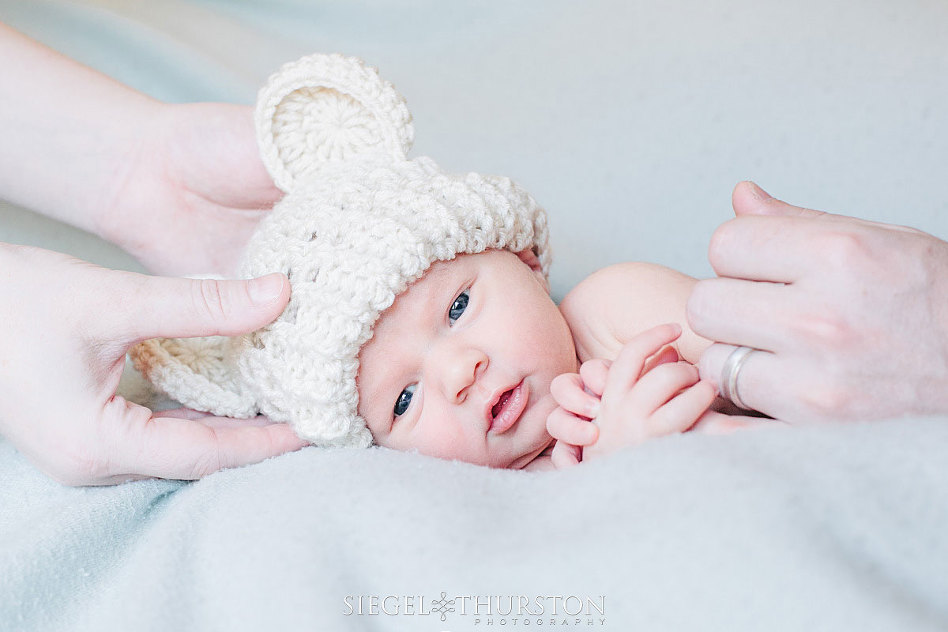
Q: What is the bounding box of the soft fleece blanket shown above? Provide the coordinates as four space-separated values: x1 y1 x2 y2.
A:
2 419 946 631
2 1 947 630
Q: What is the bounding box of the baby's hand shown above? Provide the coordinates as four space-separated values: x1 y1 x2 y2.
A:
583 323 716 461
546 323 691 468
546 360 608 468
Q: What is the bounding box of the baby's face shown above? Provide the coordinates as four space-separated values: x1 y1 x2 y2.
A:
357 250 578 468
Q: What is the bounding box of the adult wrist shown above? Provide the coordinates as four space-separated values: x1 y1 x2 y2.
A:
93 100 172 255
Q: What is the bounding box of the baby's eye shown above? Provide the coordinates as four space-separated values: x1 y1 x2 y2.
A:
393 383 417 417
448 290 470 325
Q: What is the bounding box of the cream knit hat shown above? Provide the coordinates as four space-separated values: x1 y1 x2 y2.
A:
130 54 551 448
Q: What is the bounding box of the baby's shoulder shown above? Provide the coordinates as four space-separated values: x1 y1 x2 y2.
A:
559 262 698 362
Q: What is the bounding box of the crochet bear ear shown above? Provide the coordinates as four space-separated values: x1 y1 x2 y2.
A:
255 53 414 192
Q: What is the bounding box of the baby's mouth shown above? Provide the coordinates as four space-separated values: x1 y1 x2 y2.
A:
488 380 528 435
491 390 513 418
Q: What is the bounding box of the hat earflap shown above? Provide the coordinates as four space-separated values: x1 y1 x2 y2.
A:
255 53 414 192
129 335 258 418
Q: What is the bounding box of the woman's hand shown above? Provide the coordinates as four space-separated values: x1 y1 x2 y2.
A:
0 243 306 486
98 103 283 277
0 24 281 277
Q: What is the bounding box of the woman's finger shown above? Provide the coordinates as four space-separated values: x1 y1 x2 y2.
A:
100 397 308 482
101 270 290 345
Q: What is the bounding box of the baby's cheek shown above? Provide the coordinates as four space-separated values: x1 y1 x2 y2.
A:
380 411 487 465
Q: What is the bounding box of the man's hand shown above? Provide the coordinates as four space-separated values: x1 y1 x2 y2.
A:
688 181 948 422
0 243 306 486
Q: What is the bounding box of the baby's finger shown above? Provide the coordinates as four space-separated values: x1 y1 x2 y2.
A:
605 323 683 395
546 407 599 446
579 359 610 397
653 380 716 434
550 440 583 469
642 345 679 374
550 373 600 418
629 361 700 412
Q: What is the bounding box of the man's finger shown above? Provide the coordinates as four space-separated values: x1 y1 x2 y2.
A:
697 343 781 417
109 271 290 344
708 215 825 282
733 181 916 233
731 181 825 219
687 277 797 352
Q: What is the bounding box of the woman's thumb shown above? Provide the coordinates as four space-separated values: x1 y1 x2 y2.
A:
116 272 290 343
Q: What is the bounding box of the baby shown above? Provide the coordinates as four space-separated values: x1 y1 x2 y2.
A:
131 53 761 471
358 251 757 471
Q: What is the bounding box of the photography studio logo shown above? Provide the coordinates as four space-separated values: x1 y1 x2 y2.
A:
342 592 607 627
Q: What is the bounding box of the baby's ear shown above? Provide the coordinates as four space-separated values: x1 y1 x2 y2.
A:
516 249 550 292
255 53 414 192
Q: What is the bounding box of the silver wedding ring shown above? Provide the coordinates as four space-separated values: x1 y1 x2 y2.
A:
720 346 755 410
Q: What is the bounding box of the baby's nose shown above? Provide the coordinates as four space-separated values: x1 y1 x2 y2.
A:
437 347 488 403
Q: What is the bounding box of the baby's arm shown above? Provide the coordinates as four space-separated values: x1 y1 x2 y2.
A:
547 324 716 467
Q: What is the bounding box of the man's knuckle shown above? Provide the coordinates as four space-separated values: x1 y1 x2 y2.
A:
792 311 856 349
799 383 853 419
817 230 872 269
707 223 734 271
685 282 714 331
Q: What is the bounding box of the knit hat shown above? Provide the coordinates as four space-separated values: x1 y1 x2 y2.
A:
130 53 551 448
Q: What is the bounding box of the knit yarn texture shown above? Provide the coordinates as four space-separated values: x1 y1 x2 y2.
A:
130 54 550 448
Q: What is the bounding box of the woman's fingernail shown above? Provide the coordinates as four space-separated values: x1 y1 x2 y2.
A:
248 273 285 305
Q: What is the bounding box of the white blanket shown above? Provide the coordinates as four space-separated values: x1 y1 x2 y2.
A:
3 419 947 631
2 1 947 630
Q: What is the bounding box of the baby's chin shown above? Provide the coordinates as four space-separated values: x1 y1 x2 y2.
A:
380 435 553 470
496 433 555 470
